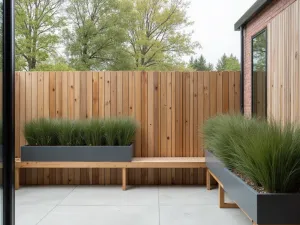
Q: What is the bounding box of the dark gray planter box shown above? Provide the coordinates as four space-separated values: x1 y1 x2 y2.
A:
205 150 300 224
21 145 133 162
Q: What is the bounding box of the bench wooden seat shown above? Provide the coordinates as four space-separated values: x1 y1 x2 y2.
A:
15 157 206 190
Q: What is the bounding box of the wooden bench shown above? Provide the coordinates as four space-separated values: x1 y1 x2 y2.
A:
15 157 206 190
206 169 261 225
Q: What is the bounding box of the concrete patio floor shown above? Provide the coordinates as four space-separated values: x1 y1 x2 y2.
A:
16 186 251 225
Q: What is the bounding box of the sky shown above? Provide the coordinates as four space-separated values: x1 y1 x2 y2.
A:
186 0 256 66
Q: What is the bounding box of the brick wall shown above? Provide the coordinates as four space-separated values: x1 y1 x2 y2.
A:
243 0 296 116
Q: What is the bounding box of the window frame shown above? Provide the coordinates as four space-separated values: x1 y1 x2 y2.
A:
251 28 268 118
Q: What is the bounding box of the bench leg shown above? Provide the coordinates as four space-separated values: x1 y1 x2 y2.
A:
218 184 238 208
122 168 127 191
206 169 211 190
15 168 20 190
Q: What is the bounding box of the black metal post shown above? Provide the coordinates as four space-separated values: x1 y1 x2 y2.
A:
3 0 15 224
240 26 244 114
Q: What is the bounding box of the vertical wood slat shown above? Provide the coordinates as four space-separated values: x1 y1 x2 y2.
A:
74 72 81 185
166 72 172 184
171 72 176 184
116 71 123 184
134 72 142 185
68 72 75 185
31 72 38 185
110 71 118 185
175 72 183 184
141 71 148 185
17 71 241 185
267 0 299 124
80 72 88 184
25 72 32 185
37 72 44 185
104 71 111 185
192 72 198 184
98 71 105 185
50 72 57 184
128 72 135 185
56 72 63 185
43 72 50 185
160 72 167 184
91 72 99 185
61 72 68 185
87 71 93 184
197 72 205 184
147 72 154 184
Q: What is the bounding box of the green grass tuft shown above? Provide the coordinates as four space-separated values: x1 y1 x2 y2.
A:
57 119 85 146
203 115 300 193
115 117 138 146
24 117 139 147
83 119 105 146
24 118 59 146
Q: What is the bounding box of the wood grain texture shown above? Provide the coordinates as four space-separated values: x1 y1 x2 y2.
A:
267 0 300 124
16 71 240 185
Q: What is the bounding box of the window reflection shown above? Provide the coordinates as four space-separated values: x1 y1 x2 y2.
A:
252 30 267 118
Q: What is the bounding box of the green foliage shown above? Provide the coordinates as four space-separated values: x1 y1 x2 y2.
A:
24 118 59 146
189 55 214 71
102 117 138 146
64 0 131 71
83 119 105 146
116 117 139 146
57 120 85 146
102 119 119 146
24 118 139 146
203 115 300 193
216 54 240 71
32 63 75 71
123 0 200 70
15 0 65 70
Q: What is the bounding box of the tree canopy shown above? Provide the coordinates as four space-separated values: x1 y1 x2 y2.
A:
124 0 200 70
15 0 65 70
189 55 213 71
216 53 240 71
64 0 132 70
15 0 200 71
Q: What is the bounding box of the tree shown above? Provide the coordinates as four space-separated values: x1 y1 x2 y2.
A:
31 57 75 71
124 0 200 70
31 63 75 71
189 55 214 71
64 0 131 71
15 0 65 71
216 54 240 71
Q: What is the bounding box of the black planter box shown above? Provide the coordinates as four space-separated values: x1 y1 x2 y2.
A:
21 145 133 162
205 150 300 224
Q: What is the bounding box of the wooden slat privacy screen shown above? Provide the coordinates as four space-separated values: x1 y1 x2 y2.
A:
268 0 300 124
15 71 240 185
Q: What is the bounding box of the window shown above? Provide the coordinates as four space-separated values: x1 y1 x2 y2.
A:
252 29 267 118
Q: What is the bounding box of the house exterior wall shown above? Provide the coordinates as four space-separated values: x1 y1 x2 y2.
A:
243 0 296 116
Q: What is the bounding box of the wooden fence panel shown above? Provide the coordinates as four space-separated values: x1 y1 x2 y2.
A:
16 71 241 185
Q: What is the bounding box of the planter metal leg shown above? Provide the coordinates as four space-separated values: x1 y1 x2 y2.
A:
122 168 127 191
218 184 238 208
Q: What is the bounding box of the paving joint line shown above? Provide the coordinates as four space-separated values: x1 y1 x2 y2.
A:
35 185 78 225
